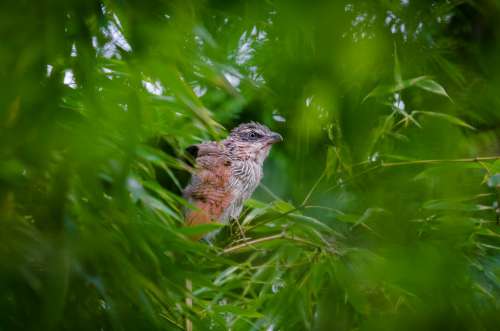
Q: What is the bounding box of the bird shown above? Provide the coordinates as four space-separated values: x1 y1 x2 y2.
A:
183 122 283 240
182 122 282 330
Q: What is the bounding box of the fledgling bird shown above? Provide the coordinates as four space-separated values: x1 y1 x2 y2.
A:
183 122 282 240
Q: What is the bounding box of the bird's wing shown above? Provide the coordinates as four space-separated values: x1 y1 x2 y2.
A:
183 142 233 230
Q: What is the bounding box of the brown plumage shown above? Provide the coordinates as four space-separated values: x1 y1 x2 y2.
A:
183 122 282 240
183 142 233 228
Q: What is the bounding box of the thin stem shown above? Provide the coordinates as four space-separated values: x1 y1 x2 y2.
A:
381 155 500 167
222 233 284 254
304 205 345 214
302 169 326 207
323 155 500 195
324 165 381 193
259 183 282 201
244 170 328 231
221 233 327 254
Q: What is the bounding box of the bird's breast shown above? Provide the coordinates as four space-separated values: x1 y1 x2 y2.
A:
219 160 262 222
231 161 261 193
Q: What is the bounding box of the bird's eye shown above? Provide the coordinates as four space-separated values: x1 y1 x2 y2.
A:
247 131 261 140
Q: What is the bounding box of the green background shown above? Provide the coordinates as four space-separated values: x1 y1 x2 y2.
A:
1 0 500 330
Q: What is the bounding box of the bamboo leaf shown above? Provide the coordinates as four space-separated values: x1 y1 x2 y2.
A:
363 76 428 102
413 111 475 130
423 199 493 212
414 78 452 100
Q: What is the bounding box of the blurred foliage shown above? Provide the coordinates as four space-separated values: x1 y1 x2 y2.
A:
1 0 500 330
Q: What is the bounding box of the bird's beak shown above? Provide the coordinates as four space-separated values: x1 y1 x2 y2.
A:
267 132 283 144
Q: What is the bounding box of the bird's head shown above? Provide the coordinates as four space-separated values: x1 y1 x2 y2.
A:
226 122 282 164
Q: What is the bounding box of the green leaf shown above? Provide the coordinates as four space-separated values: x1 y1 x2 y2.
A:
363 76 452 104
362 84 397 103
177 223 225 236
415 78 452 100
475 228 500 239
350 208 386 233
244 198 269 209
423 199 493 212
413 111 475 130
335 213 359 224
363 76 428 102
272 200 297 213
414 163 484 181
212 304 263 318
288 214 335 233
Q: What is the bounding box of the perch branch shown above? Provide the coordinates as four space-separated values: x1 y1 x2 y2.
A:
222 233 285 254
222 233 328 254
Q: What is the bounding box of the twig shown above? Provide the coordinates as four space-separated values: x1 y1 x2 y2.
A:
221 233 330 255
304 205 345 214
222 233 284 254
381 155 500 167
234 218 247 240
259 183 282 201
325 155 500 193
246 170 327 232
325 165 380 193
302 169 326 206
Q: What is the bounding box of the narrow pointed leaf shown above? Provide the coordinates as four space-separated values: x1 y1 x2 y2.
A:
415 78 452 100
414 111 475 130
